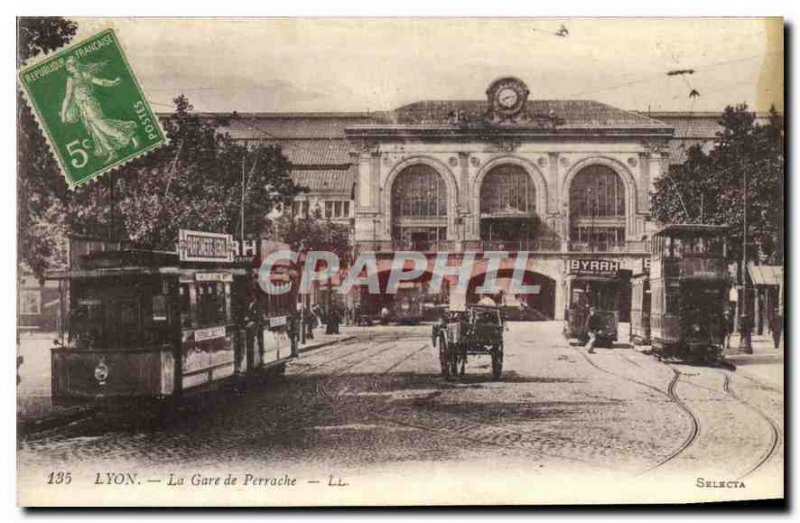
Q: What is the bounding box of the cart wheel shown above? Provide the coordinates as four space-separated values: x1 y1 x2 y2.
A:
491 342 504 380
447 344 460 378
438 335 450 377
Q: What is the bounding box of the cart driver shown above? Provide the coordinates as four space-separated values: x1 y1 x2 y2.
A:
584 306 601 354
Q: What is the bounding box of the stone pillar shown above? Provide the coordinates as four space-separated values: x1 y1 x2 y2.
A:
547 152 559 215
554 273 566 321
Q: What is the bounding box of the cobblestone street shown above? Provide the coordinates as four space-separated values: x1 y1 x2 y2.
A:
17 322 784 505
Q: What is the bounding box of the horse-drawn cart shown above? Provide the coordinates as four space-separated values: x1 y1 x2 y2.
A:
432 305 505 379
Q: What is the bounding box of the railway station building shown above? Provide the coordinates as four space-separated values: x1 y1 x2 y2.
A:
217 77 730 321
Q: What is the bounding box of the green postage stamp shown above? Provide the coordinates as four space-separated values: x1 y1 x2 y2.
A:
18 29 165 188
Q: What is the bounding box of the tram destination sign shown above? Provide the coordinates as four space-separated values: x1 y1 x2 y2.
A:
567 258 621 276
178 229 234 263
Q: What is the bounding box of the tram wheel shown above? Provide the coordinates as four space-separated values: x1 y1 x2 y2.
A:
491 342 504 380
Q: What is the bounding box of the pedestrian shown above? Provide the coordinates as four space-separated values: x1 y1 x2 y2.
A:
287 314 300 357
769 307 782 349
326 306 341 335
304 306 315 340
584 306 601 354
380 305 389 325
722 306 734 350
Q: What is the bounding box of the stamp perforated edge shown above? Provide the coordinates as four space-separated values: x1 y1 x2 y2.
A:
17 27 169 190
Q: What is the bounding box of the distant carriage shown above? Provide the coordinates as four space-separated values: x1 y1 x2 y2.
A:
432 304 505 379
649 224 729 363
47 233 299 409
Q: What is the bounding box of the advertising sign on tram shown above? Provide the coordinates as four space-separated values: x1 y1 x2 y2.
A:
178 229 234 263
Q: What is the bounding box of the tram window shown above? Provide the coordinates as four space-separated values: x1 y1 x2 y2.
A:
196 282 227 327
665 283 681 313
571 288 586 308
106 298 141 348
71 298 104 347
119 299 138 327
706 236 723 256
179 284 192 328
152 295 167 322
672 237 684 259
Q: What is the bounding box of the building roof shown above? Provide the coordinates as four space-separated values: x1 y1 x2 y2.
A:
379 99 672 130
218 112 378 140
166 105 772 175
240 138 353 166
645 112 723 139
291 166 356 195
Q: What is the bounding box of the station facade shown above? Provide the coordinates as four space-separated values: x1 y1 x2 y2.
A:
219 77 727 321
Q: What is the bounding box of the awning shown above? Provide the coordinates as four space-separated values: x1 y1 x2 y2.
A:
747 263 783 286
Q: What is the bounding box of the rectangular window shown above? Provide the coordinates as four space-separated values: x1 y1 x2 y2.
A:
196 282 227 327
325 201 334 218
152 295 167 322
19 290 41 315
179 283 192 328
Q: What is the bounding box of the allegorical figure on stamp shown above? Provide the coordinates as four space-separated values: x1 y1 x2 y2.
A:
60 56 138 164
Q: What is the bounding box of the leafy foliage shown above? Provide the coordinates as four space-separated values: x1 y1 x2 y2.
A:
18 16 301 277
271 209 352 263
17 17 78 277
650 104 784 267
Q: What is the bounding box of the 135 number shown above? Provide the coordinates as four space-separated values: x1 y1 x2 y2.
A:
47 471 72 485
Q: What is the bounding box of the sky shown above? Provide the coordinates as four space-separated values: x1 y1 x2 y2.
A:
72 17 783 115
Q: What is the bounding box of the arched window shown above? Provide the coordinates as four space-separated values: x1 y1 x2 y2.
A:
480 164 536 216
391 164 447 218
391 164 448 250
478 164 542 248
568 164 626 250
569 165 625 218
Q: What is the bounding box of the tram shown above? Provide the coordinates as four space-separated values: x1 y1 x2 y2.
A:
390 282 424 324
563 259 627 347
48 231 299 408
630 258 651 345
649 224 729 363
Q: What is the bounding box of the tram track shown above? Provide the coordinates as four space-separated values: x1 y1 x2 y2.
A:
293 335 391 376
637 368 700 474
721 372 782 480
568 344 703 475
615 350 782 479
314 342 405 401
330 341 626 470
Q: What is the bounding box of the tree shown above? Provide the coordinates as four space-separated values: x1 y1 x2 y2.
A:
19 27 301 276
17 17 78 277
650 104 784 267
271 209 352 264
97 95 299 250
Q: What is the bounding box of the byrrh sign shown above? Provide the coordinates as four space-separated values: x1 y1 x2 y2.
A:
178 229 234 263
567 258 621 276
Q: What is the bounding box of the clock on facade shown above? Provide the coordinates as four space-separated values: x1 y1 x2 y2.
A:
497 87 519 108
486 76 529 119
